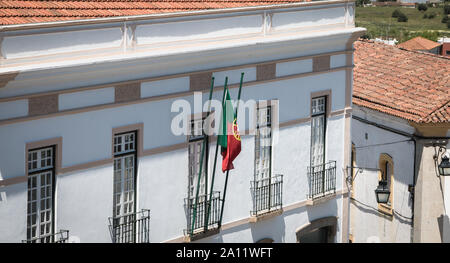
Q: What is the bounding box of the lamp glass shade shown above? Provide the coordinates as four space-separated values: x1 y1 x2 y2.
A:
438 156 450 176
375 181 390 204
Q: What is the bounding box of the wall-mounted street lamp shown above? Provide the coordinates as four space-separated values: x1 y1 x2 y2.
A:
433 145 450 177
374 180 390 204
438 155 450 176
346 166 390 204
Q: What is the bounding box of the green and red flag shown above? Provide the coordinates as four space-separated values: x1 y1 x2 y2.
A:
218 86 241 172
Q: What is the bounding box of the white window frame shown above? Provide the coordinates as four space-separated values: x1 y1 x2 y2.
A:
188 117 209 202
27 146 54 243
113 131 137 242
255 105 272 185
310 96 327 167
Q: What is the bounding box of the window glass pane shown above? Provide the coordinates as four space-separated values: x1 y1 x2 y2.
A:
255 106 272 182
26 170 53 241
114 132 136 155
311 97 326 167
188 140 207 198
312 97 326 115
113 153 136 227
28 147 53 172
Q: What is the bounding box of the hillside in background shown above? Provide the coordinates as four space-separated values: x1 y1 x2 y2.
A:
356 5 450 43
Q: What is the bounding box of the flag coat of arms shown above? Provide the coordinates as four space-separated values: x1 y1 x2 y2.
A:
218 87 241 172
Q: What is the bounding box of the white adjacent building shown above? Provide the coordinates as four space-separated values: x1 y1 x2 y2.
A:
350 40 450 243
0 0 364 243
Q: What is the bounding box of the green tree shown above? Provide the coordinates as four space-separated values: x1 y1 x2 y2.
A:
443 16 449 24
445 5 450 15
392 9 402 18
398 13 408 22
417 3 428 11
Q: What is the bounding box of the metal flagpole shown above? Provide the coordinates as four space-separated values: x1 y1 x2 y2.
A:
204 77 228 232
191 77 215 237
218 72 244 228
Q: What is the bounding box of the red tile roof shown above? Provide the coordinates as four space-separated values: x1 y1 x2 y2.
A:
353 39 450 124
0 0 306 25
397 36 442 51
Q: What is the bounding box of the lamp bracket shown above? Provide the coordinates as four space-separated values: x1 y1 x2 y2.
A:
345 166 383 186
433 145 447 161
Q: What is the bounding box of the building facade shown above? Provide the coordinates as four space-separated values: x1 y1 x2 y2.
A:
350 40 450 243
0 0 364 243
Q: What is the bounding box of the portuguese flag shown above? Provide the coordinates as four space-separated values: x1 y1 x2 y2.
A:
218 86 241 172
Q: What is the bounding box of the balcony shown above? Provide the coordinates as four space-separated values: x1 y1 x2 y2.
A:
307 161 336 202
22 229 69 243
108 209 150 243
184 191 221 241
250 174 283 222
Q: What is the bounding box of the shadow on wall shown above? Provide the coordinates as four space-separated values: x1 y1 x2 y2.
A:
438 214 450 243
198 211 287 243
298 198 339 242
351 197 412 225
249 215 286 243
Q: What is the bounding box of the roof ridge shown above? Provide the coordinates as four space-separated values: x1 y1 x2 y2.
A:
419 99 450 123
357 38 450 61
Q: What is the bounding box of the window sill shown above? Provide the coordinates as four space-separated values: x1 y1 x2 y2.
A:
306 192 336 206
377 204 393 217
183 228 220 242
249 209 283 223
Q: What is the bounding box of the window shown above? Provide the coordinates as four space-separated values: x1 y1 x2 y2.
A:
185 114 217 236
255 105 272 185
27 146 55 243
378 153 394 214
310 96 327 167
251 104 282 217
188 117 208 201
308 96 335 200
112 131 137 242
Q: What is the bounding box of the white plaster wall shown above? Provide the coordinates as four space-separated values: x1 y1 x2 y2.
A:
141 77 190 98
276 59 312 77
136 15 263 46
59 87 115 111
330 54 347 68
2 28 123 59
271 7 346 32
351 117 414 243
56 165 113 242
200 197 343 243
0 65 348 242
0 33 350 99
0 99 28 120
0 70 345 181
0 182 27 242
137 116 345 243
213 67 256 86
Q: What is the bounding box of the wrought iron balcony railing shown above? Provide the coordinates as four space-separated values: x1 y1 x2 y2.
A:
307 161 336 200
184 191 221 237
250 174 283 216
108 209 150 243
22 229 69 243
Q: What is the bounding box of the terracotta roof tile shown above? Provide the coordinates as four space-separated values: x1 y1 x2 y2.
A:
353 40 450 124
397 36 442 51
0 0 306 25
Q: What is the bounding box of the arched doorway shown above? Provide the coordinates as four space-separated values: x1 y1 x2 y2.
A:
296 216 337 243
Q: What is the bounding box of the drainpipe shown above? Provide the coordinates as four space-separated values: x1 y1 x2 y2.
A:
411 137 417 243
